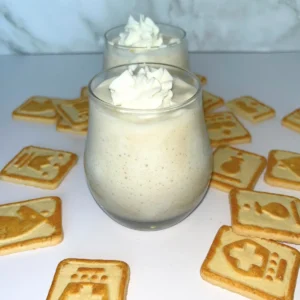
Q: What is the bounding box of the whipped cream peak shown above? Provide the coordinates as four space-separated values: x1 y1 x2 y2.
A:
118 15 163 48
109 65 174 109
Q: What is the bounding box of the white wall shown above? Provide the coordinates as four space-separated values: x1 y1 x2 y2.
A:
1 0 300 54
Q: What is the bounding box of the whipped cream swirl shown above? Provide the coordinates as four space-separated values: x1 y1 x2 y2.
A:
118 15 163 48
109 65 174 109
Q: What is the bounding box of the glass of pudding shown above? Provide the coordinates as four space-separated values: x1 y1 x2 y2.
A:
103 15 189 70
84 63 212 231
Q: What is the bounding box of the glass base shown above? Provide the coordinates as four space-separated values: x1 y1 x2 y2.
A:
86 181 210 231
97 206 195 231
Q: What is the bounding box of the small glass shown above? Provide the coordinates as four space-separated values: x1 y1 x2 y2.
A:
103 24 189 70
84 63 212 231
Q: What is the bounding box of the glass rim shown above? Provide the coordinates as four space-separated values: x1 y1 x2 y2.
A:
88 62 201 115
104 23 187 50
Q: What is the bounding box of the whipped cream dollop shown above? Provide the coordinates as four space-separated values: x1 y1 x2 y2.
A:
118 15 163 48
109 65 174 109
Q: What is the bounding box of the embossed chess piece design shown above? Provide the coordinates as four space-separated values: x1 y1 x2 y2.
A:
12 149 66 180
0 206 47 240
226 96 275 123
202 90 225 113
230 189 300 244
278 157 300 177
22 99 53 113
73 101 89 120
221 155 244 175
264 150 300 190
205 112 251 147
206 115 237 136
211 146 266 191
223 239 288 282
0 146 78 189
59 267 109 300
294 110 300 120
242 199 300 225
223 239 268 277
235 100 258 114
207 120 236 132
0 197 62 255
56 99 89 130
254 202 290 219
47 259 129 300
200 226 300 299
281 109 300 133
14 152 54 173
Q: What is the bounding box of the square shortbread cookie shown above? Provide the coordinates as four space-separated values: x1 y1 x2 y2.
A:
203 90 225 114
211 145 267 192
56 117 87 135
56 99 89 130
200 225 300 300
230 188 300 244
0 146 78 189
80 86 89 99
281 108 300 134
264 150 300 191
47 258 130 300
12 96 57 124
0 196 62 255
205 112 251 147
226 96 275 123
195 73 207 86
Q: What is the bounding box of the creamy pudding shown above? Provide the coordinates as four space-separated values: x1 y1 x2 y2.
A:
84 63 212 230
103 15 189 70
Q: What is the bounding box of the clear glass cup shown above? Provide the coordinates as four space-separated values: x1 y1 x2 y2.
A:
103 24 189 70
84 63 212 231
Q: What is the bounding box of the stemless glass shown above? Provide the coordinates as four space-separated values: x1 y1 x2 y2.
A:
103 24 189 70
84 63 212 231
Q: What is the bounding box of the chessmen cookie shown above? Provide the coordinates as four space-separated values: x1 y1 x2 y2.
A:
203 90 225 114
264 150 300 191
281 108 300 133
0 196 62 256
56 98 89 130
230 189 300 244
80 86 89 99
205 112 251 147
12 96 57 124
56 117 87 135
47 258 130 300
195 73 207 86
200 225 300 300
0 146 78 189
226 96 275 123
211 145 267 192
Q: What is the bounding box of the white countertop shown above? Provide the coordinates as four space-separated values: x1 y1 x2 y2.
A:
0 53 300 300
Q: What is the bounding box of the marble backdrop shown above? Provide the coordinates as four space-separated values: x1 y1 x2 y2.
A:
1 0 300 54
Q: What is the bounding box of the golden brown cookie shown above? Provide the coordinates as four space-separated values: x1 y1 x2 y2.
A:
0 146 78 189
226 96 275 123
230 188 300 244
200 225 300 300
47 258 130 300
0 196 62 255
281 108 300 133
12 96 57 124
205 112 251 147
264 149 300 191
56 99 89 130
80 86 89 100
195 73 207 86
56 117 87 135
202 90 225 114
211 145 267 192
